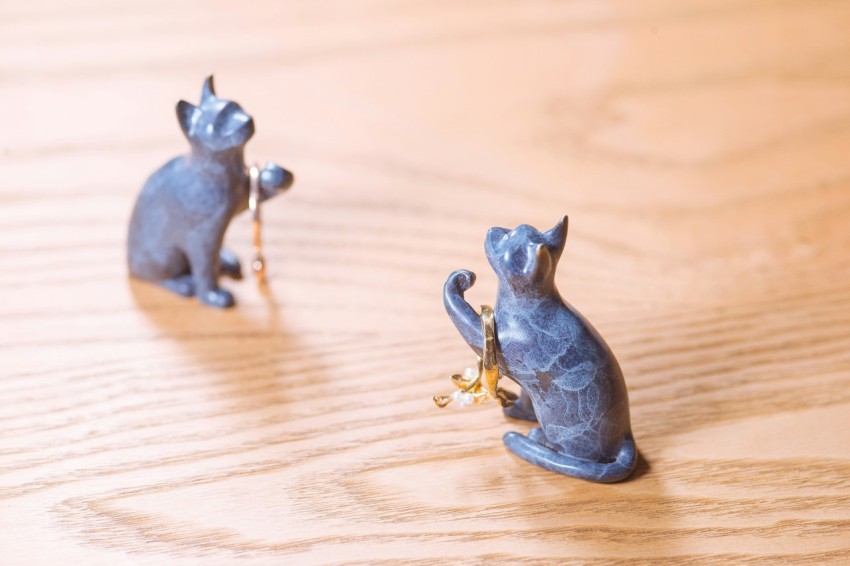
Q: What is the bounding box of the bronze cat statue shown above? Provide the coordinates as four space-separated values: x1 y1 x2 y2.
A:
444 216 637 482
128 76 293 308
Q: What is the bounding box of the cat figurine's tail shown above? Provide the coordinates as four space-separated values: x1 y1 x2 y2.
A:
503 430 637 483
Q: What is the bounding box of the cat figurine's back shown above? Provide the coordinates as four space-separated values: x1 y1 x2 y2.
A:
128 76 293 308
443 216 637 482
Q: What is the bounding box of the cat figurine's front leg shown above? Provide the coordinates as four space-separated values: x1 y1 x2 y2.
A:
443 269 538 422
443 269 483 355
259 162 294 197
218 248 243 280
503 390 537 422
184 207 235 308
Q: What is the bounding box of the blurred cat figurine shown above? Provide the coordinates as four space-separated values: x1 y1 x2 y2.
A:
128 76 294 308
443 216 637 482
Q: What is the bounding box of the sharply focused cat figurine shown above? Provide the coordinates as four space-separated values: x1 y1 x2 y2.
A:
128 76 294 308
443 216 637 482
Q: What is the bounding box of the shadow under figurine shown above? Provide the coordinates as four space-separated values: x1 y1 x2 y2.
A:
443 215 638 482
128 76 294 308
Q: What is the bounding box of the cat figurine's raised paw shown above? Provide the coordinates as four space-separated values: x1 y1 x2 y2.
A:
443 215 638 482
128 75 294 308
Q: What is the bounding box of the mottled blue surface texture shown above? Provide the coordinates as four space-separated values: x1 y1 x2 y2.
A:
127 76 293 308
444 216 638 482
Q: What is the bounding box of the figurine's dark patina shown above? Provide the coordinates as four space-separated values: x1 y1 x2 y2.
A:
444 216 637 482
128 76 293 308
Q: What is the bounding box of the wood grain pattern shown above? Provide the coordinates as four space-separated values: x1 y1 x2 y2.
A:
2 0 850 563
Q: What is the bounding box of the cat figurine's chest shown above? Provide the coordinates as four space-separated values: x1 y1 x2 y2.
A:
167 157 247 220
495 295 600 389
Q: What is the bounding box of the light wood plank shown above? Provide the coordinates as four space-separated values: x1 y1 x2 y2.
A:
1 0 849 563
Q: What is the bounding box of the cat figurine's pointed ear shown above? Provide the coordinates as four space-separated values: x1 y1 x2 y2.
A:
543 215 569 256
200 75 216 104
176 100 200 138
528 243 552 276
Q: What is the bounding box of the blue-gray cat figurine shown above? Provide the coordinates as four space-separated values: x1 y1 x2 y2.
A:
128 76 294 308
443 216 638 482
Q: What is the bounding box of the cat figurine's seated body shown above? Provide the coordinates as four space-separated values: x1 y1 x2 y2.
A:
127 76 293 308
443 216 637 482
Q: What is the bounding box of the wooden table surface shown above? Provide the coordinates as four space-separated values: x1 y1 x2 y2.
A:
2 0 850 563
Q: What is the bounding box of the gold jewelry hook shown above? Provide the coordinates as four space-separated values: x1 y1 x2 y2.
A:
248 164 266 284
432 305 516 408
480 305 499 397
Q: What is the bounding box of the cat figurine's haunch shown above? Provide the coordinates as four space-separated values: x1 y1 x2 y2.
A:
128 76 294 308
443 216 638 482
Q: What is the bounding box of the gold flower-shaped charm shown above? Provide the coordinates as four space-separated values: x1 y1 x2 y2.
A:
433 305 518 409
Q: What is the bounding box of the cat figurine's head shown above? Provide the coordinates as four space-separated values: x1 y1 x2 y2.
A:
176 76 255 153
485 215 568 293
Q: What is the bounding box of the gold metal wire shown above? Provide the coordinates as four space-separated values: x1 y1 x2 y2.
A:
248 164 266 285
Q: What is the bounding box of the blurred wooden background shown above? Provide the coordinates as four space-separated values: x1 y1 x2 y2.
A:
2 0 850 563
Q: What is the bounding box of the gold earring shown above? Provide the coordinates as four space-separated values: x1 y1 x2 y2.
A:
433 305 518 408
248 164 266 285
